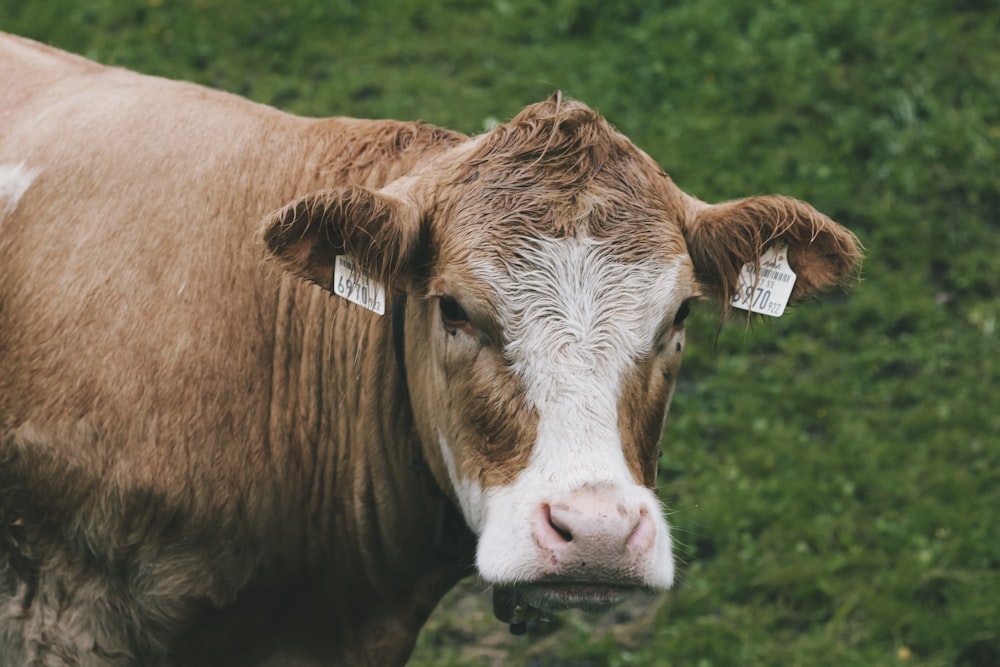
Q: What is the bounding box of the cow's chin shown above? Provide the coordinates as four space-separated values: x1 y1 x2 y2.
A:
491 579 647 626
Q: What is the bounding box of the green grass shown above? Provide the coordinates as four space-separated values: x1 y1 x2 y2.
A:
2 0 997 664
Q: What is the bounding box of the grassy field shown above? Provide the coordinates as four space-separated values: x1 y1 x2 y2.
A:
2 0 997 665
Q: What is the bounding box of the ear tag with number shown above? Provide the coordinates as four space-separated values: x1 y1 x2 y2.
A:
333 255 385 315
731 244 797 317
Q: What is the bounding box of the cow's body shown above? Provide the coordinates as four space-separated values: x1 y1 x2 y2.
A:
0 33 861 666
0 34 467 665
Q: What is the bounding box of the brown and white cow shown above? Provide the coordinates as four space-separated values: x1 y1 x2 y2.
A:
0 33 861 666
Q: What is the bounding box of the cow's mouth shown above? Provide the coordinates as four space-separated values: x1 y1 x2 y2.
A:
492 582 641 633
521 582 634 612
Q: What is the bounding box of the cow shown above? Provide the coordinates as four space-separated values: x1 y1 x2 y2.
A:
0 32 861 666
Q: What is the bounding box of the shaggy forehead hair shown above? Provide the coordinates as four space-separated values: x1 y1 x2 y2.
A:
431 95 689 265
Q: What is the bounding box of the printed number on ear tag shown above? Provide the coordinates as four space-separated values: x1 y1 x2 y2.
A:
334 255 385 315
731 244 797 317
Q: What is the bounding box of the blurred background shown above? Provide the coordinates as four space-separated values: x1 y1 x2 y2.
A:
2 1 996 664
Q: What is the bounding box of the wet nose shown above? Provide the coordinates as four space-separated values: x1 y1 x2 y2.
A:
531 488 656 573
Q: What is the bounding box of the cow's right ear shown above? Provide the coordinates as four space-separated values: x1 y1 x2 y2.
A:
259 186 422 292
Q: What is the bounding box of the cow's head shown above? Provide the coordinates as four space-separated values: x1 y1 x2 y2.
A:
261 95 861 624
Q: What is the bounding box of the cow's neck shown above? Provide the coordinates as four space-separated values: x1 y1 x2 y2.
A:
276 277 472 662
179 120 476 664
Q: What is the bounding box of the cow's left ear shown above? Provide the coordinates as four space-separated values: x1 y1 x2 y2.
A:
682 194 863 311
259 186 422 292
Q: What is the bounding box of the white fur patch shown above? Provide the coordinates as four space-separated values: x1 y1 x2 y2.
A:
454 236 690 588
438 431 486 531
0 163 41 215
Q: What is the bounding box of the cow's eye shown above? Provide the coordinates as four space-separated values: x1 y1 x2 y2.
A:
673 300 692 326
439 296 470 333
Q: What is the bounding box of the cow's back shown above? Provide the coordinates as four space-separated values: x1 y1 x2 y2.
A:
0 31 300 484
0 33 105 115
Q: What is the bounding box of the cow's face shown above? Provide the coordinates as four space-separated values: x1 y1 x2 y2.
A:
408 238 692 615
260 96 862 622
400 104 699 616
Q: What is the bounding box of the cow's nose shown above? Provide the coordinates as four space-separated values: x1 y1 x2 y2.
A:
531 489 656 572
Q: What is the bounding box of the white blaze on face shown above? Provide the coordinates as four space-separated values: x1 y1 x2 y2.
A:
0 163 41 216
442 235 689 589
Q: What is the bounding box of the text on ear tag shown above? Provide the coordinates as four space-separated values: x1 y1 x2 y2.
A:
732 244 797 317
334 255 385 315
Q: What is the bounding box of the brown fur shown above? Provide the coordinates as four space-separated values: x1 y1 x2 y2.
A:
0 32 861 667
422 94 691 284
456 345 539 488
618 328 686 488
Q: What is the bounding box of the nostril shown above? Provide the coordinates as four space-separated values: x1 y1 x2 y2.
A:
625 506 655 551
544 504 573 543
